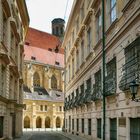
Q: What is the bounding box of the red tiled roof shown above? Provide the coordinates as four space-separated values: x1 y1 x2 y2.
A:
25 27 64 54
24 45 64 67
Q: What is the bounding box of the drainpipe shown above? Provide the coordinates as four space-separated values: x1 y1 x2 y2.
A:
102 0 106 140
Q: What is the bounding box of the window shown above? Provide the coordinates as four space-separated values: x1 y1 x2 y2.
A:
94 70 102 99
130 118 140 140
87 28 91 55
76 50 79 70
76 18 79 32
119 37 140 91
69 116 71 132
69 65 71 81
80 4 84 22
3 12 7 45
51 75 57 89
88 119 91 135
31 56 36 60
110 0 117 23
97 119 101 138
0 117 4 138
72 59 74 77
56 27 59 35
1 65 6 96
81 40 84 64
77 119 79 132
55 61 60 65
72 119 74 130
80 84 84 95
110 118 117 140
59 106 62 112
45 105 47 111
96 11 102 42
82 119 84 133
105 58 117 96
86 78 91 91
33 72 40 87
40 105 43 111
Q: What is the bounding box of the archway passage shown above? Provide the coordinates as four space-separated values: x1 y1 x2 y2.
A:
45 117 51 128
24 116 30 128
51 75 57 89
33 72 40 87
56 117 61 128
36 117 42 128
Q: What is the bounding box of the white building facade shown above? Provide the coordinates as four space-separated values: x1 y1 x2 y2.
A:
62 0 140 139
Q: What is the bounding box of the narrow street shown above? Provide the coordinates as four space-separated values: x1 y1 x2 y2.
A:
15 132 71 140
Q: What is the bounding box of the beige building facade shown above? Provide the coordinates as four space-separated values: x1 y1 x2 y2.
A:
62 0 140 139
23 27 64 131
0 0 29 139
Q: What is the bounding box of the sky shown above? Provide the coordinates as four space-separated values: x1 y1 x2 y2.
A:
26 0 74 33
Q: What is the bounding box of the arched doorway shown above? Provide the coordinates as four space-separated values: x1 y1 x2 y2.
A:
51 75 57 89
24 116 30 128
45 117 51 128
36 116 42 128
33 72 40 87
56 117 61 128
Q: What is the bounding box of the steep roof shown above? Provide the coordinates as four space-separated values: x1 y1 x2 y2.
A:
25 27 64 54
24 45 64 67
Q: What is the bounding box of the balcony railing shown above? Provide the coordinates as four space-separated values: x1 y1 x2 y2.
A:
119 54 140 91
105 72 116 96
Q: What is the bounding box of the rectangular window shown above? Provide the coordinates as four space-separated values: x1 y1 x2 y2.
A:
69 65 70 81
45 105 47 111
76 50 79 70
82 119 84 133
105 58 116 96
81 40 84 64
130 118 140 140
88 119 92 135
77 119 79 132
72 119 74 130
40 105 43 111
80 84 84 95
69 116 71 132
72 59 74 77
94 70 102 99
0 116 4 138
80 4 84 22
87 28 91 55
3 12 7 45
97 119 101 138
96 11 102 42
110 118 117 140
59 106 62 111
1 65 6 96
110 0 117 23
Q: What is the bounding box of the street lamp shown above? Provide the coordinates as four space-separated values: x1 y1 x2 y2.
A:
129 80 139 101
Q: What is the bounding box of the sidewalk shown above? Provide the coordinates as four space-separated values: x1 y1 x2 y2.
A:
57 132 88 140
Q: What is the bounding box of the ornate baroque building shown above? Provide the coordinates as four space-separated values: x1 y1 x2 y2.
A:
62 0 140 140
0 0 29 139
23 26 65 130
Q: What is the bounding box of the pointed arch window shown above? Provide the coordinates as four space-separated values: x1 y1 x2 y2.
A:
51 75 57 89
33 72 40 87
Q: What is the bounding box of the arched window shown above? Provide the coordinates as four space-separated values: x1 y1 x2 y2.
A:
24 116 30 128
36 116 42 128
56 117 61 128
33 72 40 87
51 75 57 89
45 117 51 128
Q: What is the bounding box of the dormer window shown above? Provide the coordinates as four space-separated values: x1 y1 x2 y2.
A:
55 61 60 65
31 56 36 60
25 42 30 45
48 48 52 51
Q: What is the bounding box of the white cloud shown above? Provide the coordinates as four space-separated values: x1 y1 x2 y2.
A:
26 0 74 33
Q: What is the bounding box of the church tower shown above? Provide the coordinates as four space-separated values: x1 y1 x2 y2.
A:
52 18 65 41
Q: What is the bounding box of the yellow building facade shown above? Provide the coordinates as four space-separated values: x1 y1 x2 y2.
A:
0 0 29 139
23 27 64 131
62 0 140 139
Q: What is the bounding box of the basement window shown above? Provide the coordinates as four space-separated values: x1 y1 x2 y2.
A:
25 42 30 45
